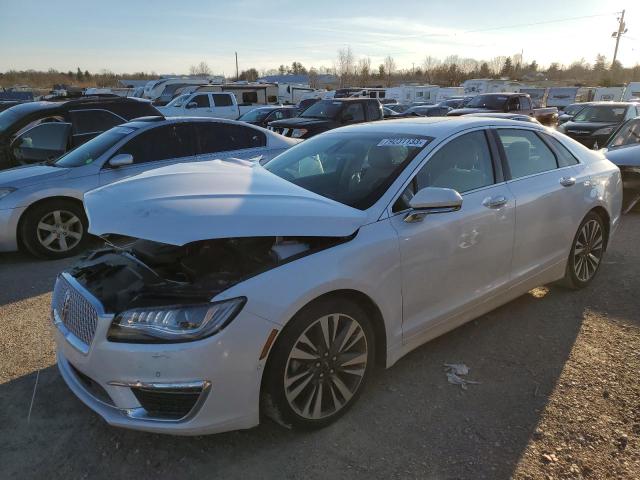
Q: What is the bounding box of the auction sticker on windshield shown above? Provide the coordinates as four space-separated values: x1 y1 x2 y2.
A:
377 138 429 147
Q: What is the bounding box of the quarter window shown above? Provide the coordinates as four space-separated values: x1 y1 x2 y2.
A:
116 124 195 164
497 129 558 179
543 135 579 166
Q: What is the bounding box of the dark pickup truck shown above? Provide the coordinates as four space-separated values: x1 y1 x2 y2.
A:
447 93 558 126
268 98 383 139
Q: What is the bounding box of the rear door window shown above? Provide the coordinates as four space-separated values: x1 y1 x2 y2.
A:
497 129 558 179
213 94 233 107
196 123 266 154
116 123 195 164
342 103 365 123
69 109 124 135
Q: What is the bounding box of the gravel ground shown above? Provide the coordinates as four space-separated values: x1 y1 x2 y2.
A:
0 215 638 480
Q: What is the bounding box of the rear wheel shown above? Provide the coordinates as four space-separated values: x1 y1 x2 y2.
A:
561 212 606 289
21 200 88 259
263 297 375 430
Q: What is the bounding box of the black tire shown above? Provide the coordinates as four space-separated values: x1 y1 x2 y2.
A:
20 199 88 259
560 212 606 289
262 297 375 430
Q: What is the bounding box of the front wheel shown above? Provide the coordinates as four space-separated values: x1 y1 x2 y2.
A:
263 298 375 430
20 200 88 259
561 212 606 289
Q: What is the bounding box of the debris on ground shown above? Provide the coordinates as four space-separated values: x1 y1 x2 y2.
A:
444 363 481 390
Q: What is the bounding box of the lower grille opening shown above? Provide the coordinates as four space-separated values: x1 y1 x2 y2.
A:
70 364 114 405
131 385 204 420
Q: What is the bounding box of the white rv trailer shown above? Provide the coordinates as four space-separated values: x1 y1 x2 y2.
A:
622 82 640 101
462 79 523 95
593 86 625 102
276 84 319 104
333 87 388 100
434 87 465 102
385 85 439 104
195 83 279 110
546 87 596 109
142 77 223 101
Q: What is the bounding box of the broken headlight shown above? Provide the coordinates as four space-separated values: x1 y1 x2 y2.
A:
108 297 246 343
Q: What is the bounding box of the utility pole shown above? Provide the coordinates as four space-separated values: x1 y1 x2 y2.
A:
612 10 627 67
235 52 239 81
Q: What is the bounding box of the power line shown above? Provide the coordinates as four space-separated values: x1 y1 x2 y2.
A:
463 12 618 34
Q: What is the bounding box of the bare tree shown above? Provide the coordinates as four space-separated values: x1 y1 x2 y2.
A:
336 47 355 87
383 55 396 87
422 55 440 84
308 67 319 89
488 56 507 77
357 57 371 86
189 61 212 76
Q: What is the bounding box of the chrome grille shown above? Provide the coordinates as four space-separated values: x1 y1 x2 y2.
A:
52 275 98 348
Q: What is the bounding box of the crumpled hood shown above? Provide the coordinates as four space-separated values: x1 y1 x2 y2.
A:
85 159 368 245
0 164 69 188
603 145 640 167
447 107 498 116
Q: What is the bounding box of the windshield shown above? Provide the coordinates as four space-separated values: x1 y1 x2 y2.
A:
54 126 133 167
300 100 343 119
608 119 640 148
573 105 627 123
165 94 190 108
264 132 431 210
564 104 585 116
466 95 509 109
238 109 271 122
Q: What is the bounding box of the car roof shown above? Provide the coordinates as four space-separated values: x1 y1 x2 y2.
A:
334 116 545 137
587 102 638 107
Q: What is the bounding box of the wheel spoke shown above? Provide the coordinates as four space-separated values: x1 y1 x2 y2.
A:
63 216 80 228
41 233 57 247
66 231 82 240
285 369 313 388
286 372 314 402
290 347 318 361
312 383 323 418
342 330 364 353
339 352 367 367
53 211 62 225
37 222 56 233
58 235 68 251
330 375 352 401
320 316 332 350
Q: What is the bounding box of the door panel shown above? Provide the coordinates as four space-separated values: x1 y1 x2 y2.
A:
390 185 515 340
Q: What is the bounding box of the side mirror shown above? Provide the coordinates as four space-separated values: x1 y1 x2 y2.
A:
108 153 133 168
186 102 198 109
405 187 463 223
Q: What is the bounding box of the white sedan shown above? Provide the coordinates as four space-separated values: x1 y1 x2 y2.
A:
52 117 623 435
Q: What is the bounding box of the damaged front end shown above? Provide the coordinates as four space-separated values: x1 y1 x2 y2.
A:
68 235 351 343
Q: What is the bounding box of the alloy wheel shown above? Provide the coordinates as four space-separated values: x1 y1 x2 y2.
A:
36 210 84 253
573 219 604 282
284 313 368 420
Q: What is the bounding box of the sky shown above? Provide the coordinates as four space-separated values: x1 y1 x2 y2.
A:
0 0 637 75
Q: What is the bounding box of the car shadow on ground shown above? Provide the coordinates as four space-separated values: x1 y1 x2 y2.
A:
1 214 638 479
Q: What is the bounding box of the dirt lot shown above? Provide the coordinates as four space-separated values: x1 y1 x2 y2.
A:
1 215 639 480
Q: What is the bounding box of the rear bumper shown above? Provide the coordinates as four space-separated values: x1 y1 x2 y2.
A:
0 206 25 252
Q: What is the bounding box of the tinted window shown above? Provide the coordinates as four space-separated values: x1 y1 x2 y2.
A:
394 131 494 212
300 100 342 119
543 135 579 166
342 103 365 122
15 122 70 150
366 102 381 120
467 95 509 109
69 109 124 135
521 97 531 110
609 119 640 148
242 91 258 104
192 94 210 108
55 126 132 167
265 133 431 210
117 123 195 164
213 94 233 107
497 129 558 179
196 123 266 154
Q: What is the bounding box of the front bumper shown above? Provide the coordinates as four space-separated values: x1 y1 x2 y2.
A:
0 206 25 252
53 273 279 435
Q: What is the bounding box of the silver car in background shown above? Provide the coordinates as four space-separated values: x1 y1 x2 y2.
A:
0 117 298 258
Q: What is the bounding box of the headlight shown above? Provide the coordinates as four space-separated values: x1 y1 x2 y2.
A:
108 297 246 343
291 128 308 138
0 187 16 200
593 126 615 136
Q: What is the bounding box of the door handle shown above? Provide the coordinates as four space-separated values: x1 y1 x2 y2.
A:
482 195 508 209
560 176 576 187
